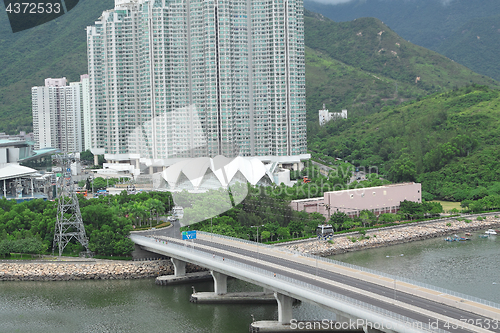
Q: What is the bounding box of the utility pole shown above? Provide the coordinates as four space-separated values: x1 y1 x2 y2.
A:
52 153 92 257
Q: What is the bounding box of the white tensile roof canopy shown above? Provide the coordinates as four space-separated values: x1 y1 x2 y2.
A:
161 155 274 190
0 164 38 181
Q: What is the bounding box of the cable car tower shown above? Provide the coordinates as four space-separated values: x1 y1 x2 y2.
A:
52 153 91 257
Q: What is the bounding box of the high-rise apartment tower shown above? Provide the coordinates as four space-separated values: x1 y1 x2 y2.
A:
87 0 307 161
32 77 89 153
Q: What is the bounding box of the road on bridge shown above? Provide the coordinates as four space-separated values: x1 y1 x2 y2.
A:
133 229 500 333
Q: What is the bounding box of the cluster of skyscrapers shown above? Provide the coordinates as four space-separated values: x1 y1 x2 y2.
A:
33 0 308 166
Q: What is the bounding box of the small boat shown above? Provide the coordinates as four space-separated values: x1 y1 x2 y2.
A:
479 235 489 238
485 229 497 235
465 232 472 236
444 236 468 242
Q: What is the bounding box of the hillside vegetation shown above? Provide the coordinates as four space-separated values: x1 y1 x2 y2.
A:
0 3 498 134
304 11 499 122
0 0 114 134
436 15 500 83
309 84 500 202
304 0 500 81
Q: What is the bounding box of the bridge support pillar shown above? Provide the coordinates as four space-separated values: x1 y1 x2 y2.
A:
171 258 186 277
211 271 227 295
274 292 293 324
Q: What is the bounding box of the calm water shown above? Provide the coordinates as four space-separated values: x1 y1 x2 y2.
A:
331 231 500 303
0 232 498 333
0 277 334 333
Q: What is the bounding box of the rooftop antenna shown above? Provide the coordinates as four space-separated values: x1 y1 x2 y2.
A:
52 153 91 257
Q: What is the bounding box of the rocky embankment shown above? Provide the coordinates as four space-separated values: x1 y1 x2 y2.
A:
0 259 203 281
285 216 500 256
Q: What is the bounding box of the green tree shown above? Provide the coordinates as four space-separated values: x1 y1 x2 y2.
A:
92 177 107 190
287 220 304 237
276 227 290 240
358 210 376 228
329 211 349 231
378 213 397 224
260 230 271 242
389 152 416 182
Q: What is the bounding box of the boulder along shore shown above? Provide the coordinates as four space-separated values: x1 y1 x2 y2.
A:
285 215 500 256
0 259 204 282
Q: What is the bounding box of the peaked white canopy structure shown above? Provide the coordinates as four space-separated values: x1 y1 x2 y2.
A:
161 156 275 191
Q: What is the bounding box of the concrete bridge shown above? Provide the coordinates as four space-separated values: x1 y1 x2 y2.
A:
130 231 500 333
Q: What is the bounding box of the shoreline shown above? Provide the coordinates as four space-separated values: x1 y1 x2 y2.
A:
2 215 499 281
285 215 500 256
0 258 204 282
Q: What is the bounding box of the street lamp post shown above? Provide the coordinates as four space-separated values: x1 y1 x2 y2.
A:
205 217 214 240
251 225 264 259
251 224 264 243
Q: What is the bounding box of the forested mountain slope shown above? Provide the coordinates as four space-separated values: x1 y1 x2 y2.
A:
0 2 497 134
435 14 500 83
309 84 500 201
303 0 500 81
0 0 114 133
304 11 498 131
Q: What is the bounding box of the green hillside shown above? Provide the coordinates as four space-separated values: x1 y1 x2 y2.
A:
0 0 114 134
309 84 500 202
303 0 500 81
304 46 427 122
436 15 500 84
0 3 498 134
303 11 499 121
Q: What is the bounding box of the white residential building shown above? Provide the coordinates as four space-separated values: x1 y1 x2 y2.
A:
32 77 90 153
319 104 347 126
77 75 92 151
86 0 308 164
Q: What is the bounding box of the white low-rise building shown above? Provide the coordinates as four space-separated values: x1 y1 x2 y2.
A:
319 104 347 126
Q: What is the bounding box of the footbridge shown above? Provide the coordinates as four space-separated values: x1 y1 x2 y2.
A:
130 232 500 333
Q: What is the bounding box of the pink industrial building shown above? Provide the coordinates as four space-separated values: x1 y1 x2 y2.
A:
290 182 421 220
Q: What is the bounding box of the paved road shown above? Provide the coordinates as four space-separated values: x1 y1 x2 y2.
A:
135 233 500 333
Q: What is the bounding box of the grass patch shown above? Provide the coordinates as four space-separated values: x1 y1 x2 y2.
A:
430 200 462 213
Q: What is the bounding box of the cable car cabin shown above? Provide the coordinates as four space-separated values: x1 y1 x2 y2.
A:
303 176 311 183
316 224 334 236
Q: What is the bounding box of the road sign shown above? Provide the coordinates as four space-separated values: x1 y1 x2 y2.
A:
182 230 197 240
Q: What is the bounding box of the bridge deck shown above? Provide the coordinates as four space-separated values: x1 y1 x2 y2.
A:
131 233 500 333
195 233 500 321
